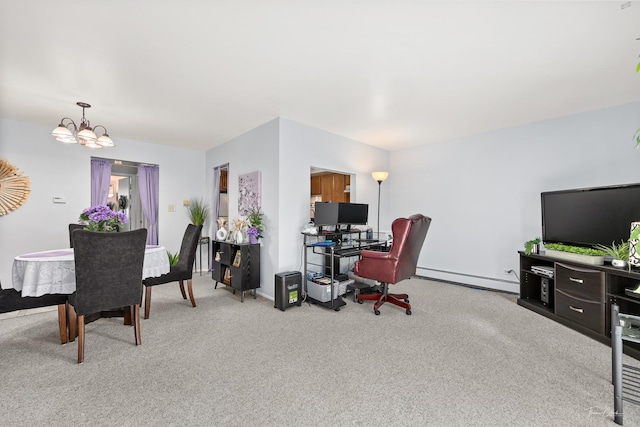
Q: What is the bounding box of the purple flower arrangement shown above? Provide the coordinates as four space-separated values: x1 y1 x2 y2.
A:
246 226 259 237
79 205 127 232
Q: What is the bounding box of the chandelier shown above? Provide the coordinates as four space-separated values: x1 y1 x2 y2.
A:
51 102 114 149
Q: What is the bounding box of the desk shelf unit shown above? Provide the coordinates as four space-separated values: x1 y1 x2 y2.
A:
518 251 640 360
302 229 387 311
212 240 260 302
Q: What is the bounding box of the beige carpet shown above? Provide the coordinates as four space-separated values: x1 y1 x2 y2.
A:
0 275 638 426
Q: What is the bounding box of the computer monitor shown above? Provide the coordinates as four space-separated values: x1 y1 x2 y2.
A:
314 202 369 229
313 202 339 226
337 203 368 225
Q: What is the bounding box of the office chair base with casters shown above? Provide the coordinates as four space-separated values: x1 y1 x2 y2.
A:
356 282 411 315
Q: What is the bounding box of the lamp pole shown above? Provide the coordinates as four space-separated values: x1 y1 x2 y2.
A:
376 179 382 237
371 172 389 239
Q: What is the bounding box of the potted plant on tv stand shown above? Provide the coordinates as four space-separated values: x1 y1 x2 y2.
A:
594 241 630 269
524 237 541 255
543 243 606 266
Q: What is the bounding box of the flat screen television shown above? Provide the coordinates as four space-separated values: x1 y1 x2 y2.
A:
541 183 640 248
314 202 369 228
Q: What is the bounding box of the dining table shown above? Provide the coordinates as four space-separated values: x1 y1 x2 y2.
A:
10 245 170 341
10 245 170 297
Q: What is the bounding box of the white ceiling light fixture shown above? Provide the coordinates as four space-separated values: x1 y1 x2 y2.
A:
51 102 114 149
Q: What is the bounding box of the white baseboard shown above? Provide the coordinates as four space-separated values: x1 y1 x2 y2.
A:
416 267 519 294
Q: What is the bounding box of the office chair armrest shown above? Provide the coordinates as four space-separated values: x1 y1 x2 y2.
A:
354 251 399 284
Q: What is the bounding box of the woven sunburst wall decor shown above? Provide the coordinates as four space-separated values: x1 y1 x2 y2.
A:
0 158 30 215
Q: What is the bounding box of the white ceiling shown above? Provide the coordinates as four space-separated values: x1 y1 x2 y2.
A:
1 1 639 152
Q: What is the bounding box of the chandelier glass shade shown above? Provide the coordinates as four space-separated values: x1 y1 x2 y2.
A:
51 102 114 149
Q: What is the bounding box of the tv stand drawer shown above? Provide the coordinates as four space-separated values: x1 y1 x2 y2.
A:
555 289 605 334
555 263 604 301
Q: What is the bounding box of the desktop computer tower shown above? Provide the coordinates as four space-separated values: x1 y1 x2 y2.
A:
541 278 553 307
274 271 302 311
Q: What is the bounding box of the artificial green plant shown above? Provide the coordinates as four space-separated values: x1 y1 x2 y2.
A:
524 237 541 255
186 198 209 226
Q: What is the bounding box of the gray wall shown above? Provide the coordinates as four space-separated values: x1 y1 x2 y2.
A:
0 118 206 288
392 101 640 293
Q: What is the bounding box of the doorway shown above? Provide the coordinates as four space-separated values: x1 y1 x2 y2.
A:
108 173 145 232
95 157 149 232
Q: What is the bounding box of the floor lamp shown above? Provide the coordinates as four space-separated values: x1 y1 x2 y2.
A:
372 171 389 238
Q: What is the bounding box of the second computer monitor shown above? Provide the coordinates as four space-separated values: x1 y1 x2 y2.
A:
314 202 368 228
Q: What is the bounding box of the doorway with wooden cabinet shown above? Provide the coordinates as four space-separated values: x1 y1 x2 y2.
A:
213 164 229 239
310 167 352 221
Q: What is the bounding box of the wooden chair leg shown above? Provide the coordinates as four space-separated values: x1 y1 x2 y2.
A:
77 315 85 363
144 286 152 319
57 304 67 344
186 279 196 308
179 281 187 299
133 304 141 345
67 303 77 342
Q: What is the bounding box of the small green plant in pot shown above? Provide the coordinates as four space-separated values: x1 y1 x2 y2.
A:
186 198 209 226
524 237 541 255
594 241 630 268
544 243 605 256
246 206 264 239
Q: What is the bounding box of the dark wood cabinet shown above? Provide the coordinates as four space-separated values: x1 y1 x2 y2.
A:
518 251 640 359
212 240 260 302
220 170 228 193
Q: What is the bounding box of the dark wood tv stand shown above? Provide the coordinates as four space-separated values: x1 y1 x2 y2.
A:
518 251 640 360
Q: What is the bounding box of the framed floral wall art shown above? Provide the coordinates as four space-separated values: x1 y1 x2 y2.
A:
238 171 261 215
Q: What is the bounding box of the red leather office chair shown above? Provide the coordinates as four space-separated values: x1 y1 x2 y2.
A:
354 214 431 315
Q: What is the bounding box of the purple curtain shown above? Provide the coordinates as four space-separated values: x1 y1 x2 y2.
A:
90 159 112 206
138 164 159 245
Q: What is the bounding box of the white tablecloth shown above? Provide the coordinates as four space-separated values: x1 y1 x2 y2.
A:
11 245 170 297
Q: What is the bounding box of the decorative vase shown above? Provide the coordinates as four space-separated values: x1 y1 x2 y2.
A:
630 222 640 267
216 227 228 241
235 230 244 244
249 234 258 245
612 259 628 269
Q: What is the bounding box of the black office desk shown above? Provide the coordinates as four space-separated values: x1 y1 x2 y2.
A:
302 230 390 311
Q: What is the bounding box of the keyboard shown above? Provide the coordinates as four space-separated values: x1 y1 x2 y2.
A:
335 248 361 257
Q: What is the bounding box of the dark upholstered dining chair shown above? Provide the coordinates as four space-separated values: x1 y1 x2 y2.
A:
354 214 431 315
0 283 68 344
69 228 147 363
68 223 84 248
142 223 202 319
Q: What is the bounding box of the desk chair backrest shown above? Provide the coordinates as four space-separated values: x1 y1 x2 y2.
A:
356 214 431 285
